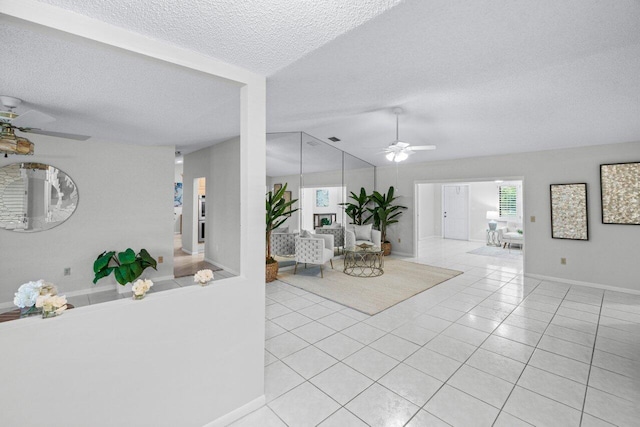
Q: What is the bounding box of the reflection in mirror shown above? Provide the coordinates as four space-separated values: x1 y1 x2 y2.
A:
344 152 376 208
266 131 375 236
0 163 78 232
302 133 344 230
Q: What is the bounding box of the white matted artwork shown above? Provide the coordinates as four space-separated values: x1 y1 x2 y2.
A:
316 189 330 207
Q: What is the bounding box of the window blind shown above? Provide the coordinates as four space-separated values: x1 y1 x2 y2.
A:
499 185 518 218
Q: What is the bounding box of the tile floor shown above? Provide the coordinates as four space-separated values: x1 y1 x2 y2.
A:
231 238 640 427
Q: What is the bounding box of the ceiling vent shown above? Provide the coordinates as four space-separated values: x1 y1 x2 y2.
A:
328 136 341 142
306 140 320 146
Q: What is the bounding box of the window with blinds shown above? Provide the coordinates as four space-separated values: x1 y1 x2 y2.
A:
499 185 518 218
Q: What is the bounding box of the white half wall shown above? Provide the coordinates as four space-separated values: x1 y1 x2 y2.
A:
379 141 640 291
0 134 175 304
0 2 266 426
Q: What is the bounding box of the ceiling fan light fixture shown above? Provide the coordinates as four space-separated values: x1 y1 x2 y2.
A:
395 151 408 162
386 152 395 161
0 125 34 156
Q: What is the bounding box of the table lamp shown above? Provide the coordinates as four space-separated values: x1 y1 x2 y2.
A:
486 211 499 230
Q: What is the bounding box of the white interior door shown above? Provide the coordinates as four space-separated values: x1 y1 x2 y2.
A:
443 185 469 240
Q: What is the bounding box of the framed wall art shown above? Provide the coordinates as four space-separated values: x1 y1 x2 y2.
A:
316 189 330 207
601 162 640 225
273 183 282 192
550 183 589 240
283 191 292 214
174 182 183 207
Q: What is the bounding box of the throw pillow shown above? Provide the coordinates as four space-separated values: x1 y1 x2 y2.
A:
300 229 312 238
354 224 372 241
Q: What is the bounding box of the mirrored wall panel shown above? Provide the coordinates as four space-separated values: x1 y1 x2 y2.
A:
266 132 375 237
0 163 79 232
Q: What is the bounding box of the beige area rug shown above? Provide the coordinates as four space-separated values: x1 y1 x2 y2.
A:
277 258 463 315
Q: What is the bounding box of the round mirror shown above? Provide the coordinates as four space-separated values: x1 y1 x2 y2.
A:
0 163 79 232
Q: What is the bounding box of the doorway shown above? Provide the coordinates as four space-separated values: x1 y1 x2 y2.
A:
443 184 469 241
174 176 214 278
414 179 525 261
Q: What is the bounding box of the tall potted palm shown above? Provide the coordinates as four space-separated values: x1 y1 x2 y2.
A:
339 187 372 225
266 183 299 282
369 186 407 255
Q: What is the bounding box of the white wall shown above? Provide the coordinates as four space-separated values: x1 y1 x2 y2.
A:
417 183 436 239
379 141 640 291
183 137 241 274
0 135 175 304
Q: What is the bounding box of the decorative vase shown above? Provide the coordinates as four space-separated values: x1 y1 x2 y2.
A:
133 293 146 300
199 280 210 286
381 242 392 256
266 261 279 283
19 306 41 318
42 309 58 319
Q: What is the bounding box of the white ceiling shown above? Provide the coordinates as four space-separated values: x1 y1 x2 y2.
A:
2 0 640 166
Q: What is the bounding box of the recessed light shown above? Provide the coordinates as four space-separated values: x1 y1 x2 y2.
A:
495 180 504 183
328 137 341 142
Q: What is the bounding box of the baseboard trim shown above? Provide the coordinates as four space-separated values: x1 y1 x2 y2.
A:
203 395 265 427
205 258 240 276
525 273 640 295
391 251 413 258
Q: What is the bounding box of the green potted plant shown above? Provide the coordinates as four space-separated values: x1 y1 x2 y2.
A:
339 187 372 225
266 183 299 282
369 186 407 255
93 248 157 290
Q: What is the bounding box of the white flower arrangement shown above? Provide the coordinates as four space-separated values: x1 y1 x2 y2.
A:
13 280 58 308
194 269 214 285
132 279 153 296
36 294 68 316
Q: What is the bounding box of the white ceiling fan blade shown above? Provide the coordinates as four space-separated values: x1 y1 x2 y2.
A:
407 145 437 151
21 128 91 141
12 109 55 128
392 141 410 149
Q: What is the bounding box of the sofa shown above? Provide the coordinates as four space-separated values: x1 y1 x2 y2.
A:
498 224 524 248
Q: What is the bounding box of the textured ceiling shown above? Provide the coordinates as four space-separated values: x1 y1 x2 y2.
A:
2 0 640 167
37 0 403 76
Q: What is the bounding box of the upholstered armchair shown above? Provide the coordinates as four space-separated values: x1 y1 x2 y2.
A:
345 224 381 248
498 223 524 248
270 228 298 256
294 233 334 278
314 225 345 251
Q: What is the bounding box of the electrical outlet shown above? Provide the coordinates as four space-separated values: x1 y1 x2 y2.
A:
561 258 567 265
531 216 536 222
158 256 164 264
64 268 71 276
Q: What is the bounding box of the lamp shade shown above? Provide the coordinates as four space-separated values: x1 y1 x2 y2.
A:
486 211 499 220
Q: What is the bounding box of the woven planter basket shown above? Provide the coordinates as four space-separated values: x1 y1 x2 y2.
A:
266 261 279 283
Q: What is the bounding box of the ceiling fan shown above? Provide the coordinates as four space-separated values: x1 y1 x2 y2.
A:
384 107 436 162
0 96 91 157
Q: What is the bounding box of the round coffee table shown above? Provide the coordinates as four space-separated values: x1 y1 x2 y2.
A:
343 245 384 277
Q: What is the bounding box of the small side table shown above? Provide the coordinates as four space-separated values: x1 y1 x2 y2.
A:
486 229 500 247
